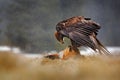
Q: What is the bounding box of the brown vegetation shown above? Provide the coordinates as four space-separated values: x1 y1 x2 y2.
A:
0 51 120 80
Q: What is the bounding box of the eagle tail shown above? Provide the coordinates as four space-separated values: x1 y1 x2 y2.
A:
90 35 111 55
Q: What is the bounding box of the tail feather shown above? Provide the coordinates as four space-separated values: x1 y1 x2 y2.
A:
95 38 111 55
90 35 111 55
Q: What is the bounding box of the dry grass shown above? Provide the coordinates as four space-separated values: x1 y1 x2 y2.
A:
0 51 120 80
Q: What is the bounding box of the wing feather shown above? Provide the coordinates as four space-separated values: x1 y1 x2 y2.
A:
65 21 100 36
69 31 96 50
58 19 101 50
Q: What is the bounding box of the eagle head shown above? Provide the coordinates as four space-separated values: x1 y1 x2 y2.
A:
54 23 65 44
55 31 64 44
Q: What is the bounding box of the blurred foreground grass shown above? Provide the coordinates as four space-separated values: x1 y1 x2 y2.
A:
0 51 120 80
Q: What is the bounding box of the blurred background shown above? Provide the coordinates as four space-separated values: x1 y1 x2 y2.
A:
0 0 120 53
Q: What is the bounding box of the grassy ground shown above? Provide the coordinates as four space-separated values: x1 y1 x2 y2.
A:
0 51 120 80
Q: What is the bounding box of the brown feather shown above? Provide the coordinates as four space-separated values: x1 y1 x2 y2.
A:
55 16 110 55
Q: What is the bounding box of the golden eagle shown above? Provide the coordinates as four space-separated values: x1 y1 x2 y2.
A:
55 16 110 55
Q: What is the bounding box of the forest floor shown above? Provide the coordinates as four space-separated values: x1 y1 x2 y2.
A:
0 51 120 80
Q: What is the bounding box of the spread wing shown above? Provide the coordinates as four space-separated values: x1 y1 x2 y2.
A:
69 21 100 36
59 20 101 50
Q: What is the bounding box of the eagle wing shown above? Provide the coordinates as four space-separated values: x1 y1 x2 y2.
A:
69 31 96 50
59 20 100 50
69 21 100 36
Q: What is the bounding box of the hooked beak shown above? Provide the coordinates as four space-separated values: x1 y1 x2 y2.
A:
55 31 64 44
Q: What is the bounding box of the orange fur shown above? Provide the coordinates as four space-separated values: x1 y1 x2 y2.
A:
44 47 80 60
62 47 80 59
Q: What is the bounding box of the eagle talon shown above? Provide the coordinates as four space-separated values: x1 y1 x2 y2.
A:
68 45 72 51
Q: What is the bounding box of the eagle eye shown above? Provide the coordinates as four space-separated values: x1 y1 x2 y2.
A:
56 26 62 31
